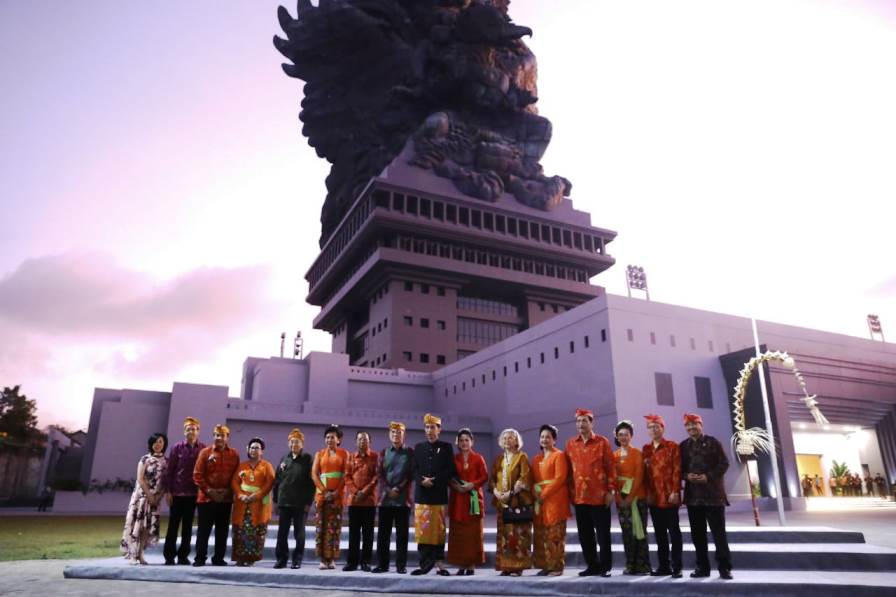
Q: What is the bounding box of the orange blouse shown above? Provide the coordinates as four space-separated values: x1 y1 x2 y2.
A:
613 446 646 503
531 449 570 527
564 434 618 505
642 438 682 508
312 447 349 508
230 459 275 526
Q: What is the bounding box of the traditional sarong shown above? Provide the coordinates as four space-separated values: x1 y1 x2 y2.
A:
533 520 566 571
495 510 532 572
232 505 267 564
414 504 447 545
618 498 651 574
446 517 485 566
316 499 343 560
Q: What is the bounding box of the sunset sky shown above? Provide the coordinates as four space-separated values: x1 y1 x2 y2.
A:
1 0 894 430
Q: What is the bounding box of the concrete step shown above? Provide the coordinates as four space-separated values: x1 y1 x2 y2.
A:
147 538 896 571
64 557 896 596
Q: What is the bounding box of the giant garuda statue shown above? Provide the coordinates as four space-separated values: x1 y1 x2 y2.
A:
275 0 572 247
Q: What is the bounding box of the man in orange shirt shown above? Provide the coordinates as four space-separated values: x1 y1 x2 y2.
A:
642 414 683 578
192 424 240 567
565 408 617 577
344 430 379 571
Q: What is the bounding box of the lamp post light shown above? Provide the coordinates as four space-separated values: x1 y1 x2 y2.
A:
867 314 884 342
294 330 304 359
626 265 650 300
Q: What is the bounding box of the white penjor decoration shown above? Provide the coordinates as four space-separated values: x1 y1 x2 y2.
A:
731 350 828 456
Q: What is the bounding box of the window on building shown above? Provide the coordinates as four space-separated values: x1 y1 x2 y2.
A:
569 340 575 353
437 320 446 330
584 335 590 348
554 346 559 359
650 332 656 345
421 318 430 328
695 376 713 408
404 281 413 291
437 286 446 296
515 361 519 373
655 372 674 406
404 316 413 326
539 302 546 311
492 370 496 380
708 340 714 352
421 284 430 294
540 352 545 364
690 337 696 350
384 318 388 328
503 366 507 376
420 353 430 363
481 374 486 384
437 355 446 365
627 329 634 342
670 335 676 348
527 357 532 368
601 329 607 342
403 351 412 362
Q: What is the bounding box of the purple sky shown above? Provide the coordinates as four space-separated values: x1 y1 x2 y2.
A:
1 1 894 431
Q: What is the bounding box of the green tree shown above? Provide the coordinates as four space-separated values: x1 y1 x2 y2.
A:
0 385 41 441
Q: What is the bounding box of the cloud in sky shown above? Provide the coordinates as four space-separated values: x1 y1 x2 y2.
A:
0 253 288 427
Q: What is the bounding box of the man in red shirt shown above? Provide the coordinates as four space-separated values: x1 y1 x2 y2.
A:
565 408 617 577
344 430 379 571
642 414 683 578
191 424 240 567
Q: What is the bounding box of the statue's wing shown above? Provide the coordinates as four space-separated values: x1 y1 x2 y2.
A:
275 1 425 243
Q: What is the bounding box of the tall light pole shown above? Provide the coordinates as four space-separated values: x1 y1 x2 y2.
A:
626 265 650 300
867 314 884 342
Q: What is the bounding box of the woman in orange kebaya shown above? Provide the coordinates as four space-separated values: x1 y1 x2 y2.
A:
614 420 651 575
532 424 569 576
230 437 275 566
312 425 349 569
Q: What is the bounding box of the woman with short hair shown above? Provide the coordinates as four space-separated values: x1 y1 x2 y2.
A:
446 428 488 575
230 437 275 566
532 424 569 576
490 428 533 576
614 420 651 575
121 433 168 565
312 424 349 569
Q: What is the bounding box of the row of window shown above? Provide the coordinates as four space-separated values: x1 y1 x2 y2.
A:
403 281 447 296
403 316 447 330
655 373 714 409
372 188 608 255
625 329 731 354
457 296 519 317
457 318 519 346
390 233 590 283
402 352 447 365
309 194 376 288
370 318 389 337
447 335 592 395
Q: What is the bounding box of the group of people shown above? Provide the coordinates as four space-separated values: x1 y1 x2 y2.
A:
120 409 734 580
801 472 889 497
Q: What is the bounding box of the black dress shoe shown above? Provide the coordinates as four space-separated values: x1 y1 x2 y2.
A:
211 560 227 567
719 569 733 580
672 569 683 578
164 560 175 566
411 564 432 576
177 558 191 566
396 566 407 574
291 561 301 569
192 560 205 567
465 569 475 576
343 564 358 572
371 566 389 573
578 566 600 577
599 570 612 578
690 569 711 578
273 561 287 569
361 563 371 572
456 569 466 575
436 569 450 576
651 568 672 576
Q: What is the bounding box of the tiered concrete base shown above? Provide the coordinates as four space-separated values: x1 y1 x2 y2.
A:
63 556 896 596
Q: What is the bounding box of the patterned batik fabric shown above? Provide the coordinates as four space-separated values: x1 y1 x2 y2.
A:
446 516 485 567
532 520 566 572
618 499 651 574
120 454 166 560
315 499 343 560
414 504 447 545
232 506 267 564
495 510 533 572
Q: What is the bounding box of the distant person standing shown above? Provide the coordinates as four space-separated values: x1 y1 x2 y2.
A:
273 428 315 569
814 474 823 496
192 424 240 567
801 475 813 497
565 408 617 577
863 474 873 497
344 431 379 572
121 433 168 565
410 413 457 576
642 414 683 578
874 473 886 497
372 422 414 574
163 416 205 565
681 413 732 580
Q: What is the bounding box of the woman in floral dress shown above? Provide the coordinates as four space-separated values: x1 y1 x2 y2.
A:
121 433 168 564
